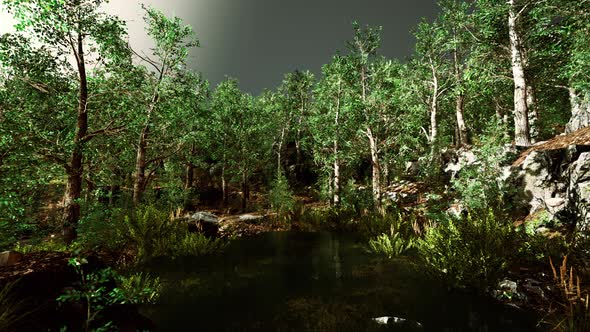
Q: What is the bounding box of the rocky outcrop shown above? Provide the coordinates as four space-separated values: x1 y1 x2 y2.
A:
511 141 590 231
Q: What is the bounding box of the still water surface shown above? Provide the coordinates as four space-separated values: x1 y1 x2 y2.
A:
140 232 537 331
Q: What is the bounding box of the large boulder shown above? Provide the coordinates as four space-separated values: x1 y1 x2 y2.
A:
509 143 590 232
567 152 590 231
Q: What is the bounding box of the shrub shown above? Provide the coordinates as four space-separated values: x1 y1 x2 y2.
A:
174 232 227 257
78 206 127 251
57 257 163 331
418 210 518 291
126 205 227 262
451 120 514 213
116 272 162 305
368 230 416 258
268 173 296 221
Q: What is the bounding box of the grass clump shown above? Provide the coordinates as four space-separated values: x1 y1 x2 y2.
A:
418 210 518 291
545 256 590 331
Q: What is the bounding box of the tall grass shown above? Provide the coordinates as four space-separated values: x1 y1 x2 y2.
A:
546 256 590 331
0 281 29 331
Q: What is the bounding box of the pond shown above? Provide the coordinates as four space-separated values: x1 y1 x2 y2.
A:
139 232 538 331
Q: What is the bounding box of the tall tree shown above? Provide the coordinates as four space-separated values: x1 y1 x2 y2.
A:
311 55 356 205
131 6 201 205
279 70 314 182
2 0 130 240
346 22 386 213
507 0 532 146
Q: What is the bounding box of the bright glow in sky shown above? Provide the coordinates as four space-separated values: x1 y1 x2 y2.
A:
0 1 438 93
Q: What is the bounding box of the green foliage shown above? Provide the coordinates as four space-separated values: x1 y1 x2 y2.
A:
418 210 518 291
14 238 74 254
172 232 227 257
126 205 226 261
57 258 122 332
451 120 513 213
116 272 161 305
57 257 161 332
368 229 416 258
0 221 17 251
268 174 296 221
77 205 127 251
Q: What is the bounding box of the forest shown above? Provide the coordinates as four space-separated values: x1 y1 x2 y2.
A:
1 0 590 331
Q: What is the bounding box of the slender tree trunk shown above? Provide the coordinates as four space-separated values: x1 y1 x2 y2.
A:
221 152 228 205
84 176 94 202
508 0 531 146
429 57 439 145
526 85 539 143
62 33 88 242
453 40 468 146
367 128 382 214
277 126 286 175
133 128 148 205
241 171 248 212
185 163 195 190
360 66 382 213
333 91 341 206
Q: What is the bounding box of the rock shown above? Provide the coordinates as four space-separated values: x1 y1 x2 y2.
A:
546 197 565 208
181 212 221 237
567 152 590 231
566 91 590 134
372 316 423 329
498 279 518 293
191 211 219 224
0 251 23 267
238 214 264 222
443 149 478 180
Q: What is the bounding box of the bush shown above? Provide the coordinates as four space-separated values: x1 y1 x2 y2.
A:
126 205 227 262
57 257 163 331
78 206 127 251
116 272 162 305
451 120 514 213
268 173 296 221
368 231 416 258
418 210 518 291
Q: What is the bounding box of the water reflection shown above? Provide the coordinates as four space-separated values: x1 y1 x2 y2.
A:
140 232 537 331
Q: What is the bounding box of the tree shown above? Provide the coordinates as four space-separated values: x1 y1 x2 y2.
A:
131 6 202 205
311 55 356 205
413 20 452 147
439 0 474 146
279 70 314 182
2 0 130 240
346 22 386 213
507 0 532 146
210 78 271 211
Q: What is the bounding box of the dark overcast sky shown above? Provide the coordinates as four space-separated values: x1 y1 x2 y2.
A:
1 0 440 94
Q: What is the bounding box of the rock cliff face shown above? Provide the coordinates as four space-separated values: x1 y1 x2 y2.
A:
511 127 590 231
